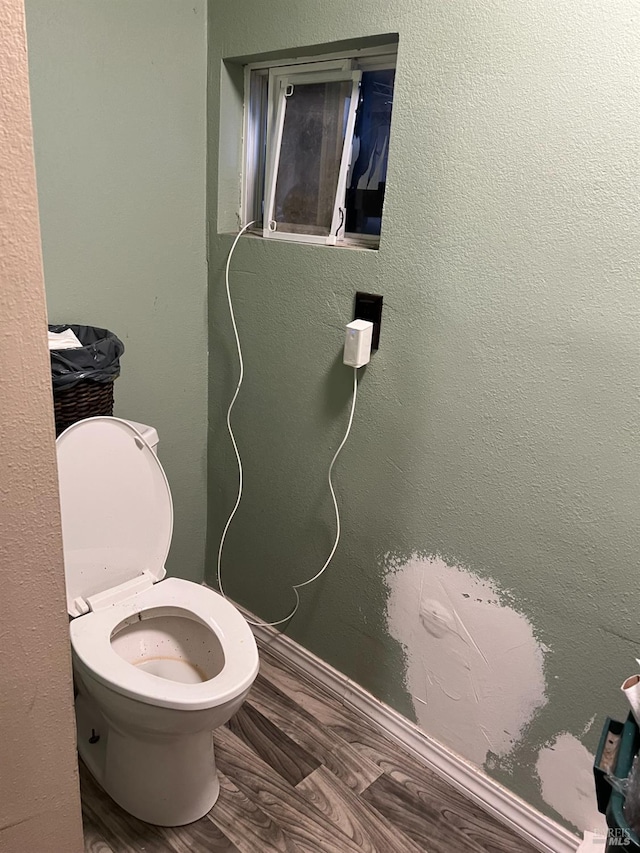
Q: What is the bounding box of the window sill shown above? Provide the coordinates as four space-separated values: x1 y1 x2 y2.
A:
219 227 379 252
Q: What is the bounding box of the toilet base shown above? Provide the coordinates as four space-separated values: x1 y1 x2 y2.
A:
75 690 220 826
76 692 108 785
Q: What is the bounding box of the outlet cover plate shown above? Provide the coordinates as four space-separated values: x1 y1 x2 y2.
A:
354 292 383 351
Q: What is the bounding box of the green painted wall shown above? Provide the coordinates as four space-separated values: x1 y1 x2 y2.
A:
25 0 208 582
207 0 640 831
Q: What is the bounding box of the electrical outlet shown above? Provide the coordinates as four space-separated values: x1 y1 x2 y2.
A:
354 292 383 351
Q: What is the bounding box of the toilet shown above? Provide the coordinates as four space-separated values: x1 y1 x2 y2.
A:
56 416 259 827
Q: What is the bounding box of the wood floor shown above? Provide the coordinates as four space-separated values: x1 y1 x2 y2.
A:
82 640 539 853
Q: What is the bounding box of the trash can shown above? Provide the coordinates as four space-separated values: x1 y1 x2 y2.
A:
594 713 640 850
49 324 124 436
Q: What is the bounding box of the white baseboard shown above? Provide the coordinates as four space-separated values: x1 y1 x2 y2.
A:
576 832 607 853
240 607 581 853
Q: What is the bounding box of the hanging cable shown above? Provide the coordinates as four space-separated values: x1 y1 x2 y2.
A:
216 222 360 628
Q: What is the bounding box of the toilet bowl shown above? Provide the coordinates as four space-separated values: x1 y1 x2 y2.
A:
56 416 259 826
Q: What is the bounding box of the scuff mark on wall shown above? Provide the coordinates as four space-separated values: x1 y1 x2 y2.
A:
536 733 606 833
385 554 547 766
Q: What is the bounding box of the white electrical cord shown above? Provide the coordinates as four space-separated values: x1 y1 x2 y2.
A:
216 221 360 628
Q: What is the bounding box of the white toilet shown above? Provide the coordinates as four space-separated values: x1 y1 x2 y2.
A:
56 416 259 826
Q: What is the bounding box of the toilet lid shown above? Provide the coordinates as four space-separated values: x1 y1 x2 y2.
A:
56 417 173 617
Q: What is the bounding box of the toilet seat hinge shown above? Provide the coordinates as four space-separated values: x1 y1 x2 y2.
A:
86 570 158 612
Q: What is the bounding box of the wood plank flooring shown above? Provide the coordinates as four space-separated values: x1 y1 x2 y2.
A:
82 640 540 853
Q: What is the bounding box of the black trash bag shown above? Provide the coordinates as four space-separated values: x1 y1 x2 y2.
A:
49 324 124 390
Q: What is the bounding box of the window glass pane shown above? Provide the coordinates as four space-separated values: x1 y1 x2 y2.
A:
273 79 352 237
346 68 395 237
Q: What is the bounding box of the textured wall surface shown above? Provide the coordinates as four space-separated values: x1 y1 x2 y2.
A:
0 2 83 850
25 0 208 581
207 0 640 832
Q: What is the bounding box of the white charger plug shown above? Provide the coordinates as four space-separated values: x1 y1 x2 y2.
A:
343 319 374 368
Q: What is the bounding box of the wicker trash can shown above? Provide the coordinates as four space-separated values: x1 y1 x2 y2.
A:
49 324 124 436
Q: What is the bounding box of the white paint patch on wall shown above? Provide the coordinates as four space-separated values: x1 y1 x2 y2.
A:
537 733 606 834
385 555 547 766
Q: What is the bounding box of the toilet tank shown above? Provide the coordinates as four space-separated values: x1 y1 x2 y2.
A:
124 419 159 454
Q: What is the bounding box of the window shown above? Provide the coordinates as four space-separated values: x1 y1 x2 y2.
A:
242 44 397 248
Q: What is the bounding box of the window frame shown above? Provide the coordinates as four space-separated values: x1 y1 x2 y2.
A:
242 45 397 249
263 68 362 246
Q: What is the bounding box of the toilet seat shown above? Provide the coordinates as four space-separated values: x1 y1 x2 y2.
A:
57 417 259 712
70 577 259 711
